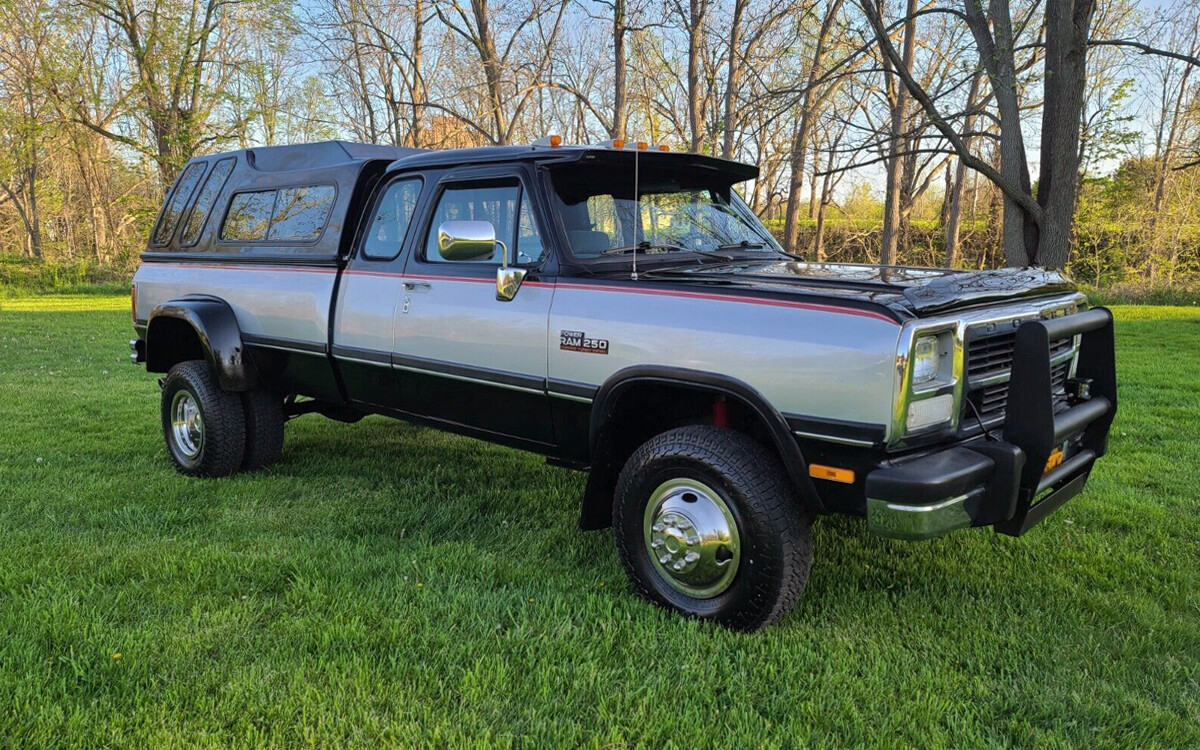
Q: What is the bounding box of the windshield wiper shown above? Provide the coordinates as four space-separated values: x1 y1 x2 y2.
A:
601 241 734 261
601 241 687 256
715 240 768 252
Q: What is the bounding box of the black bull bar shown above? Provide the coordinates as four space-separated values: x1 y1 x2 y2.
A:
866 307 1117 539
994 306 1117 535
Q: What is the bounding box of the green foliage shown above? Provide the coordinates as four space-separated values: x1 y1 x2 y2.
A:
0 253 129 297
1 299 1198 746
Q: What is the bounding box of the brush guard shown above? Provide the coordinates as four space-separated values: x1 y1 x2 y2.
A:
993 307 1117 536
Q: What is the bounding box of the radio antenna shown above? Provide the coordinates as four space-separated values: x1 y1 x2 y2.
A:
631 145 640 281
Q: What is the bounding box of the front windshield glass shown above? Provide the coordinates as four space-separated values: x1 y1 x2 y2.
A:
549 164 783 260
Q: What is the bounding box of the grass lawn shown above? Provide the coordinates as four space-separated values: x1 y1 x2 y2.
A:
1 295 1197 748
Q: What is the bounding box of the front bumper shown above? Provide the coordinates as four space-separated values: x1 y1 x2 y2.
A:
866 307 1117 540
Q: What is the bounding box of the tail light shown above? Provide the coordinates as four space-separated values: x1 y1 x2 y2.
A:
131 283 137 324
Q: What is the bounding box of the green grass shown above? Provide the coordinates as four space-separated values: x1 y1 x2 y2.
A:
1 297 1198 748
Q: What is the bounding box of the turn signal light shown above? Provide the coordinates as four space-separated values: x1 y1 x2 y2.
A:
809 464 856 484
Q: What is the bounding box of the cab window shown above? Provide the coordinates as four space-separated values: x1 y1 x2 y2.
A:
423 182 546 265
362 178 423 260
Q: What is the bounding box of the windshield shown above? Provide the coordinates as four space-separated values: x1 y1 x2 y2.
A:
548 165 783 261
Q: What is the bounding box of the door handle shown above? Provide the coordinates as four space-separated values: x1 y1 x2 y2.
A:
403 280 431 292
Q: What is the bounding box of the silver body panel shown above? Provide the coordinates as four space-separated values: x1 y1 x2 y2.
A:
135 258 1087 448
394 275 553 384
547 282 901 427
134 263 335 347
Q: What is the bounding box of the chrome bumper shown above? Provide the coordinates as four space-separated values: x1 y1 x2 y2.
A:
867 493 975 540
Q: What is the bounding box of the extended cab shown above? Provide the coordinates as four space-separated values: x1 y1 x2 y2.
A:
130 139 1117 630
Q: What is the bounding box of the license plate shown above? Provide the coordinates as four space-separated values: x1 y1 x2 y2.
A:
1044 447 1065 475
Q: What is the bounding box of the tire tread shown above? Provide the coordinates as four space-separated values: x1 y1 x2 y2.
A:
613 425 812 631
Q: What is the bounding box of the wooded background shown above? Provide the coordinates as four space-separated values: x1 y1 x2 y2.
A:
1 0 1197 290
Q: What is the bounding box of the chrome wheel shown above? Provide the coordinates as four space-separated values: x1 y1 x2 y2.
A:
643 478 741 598
170 390 204 459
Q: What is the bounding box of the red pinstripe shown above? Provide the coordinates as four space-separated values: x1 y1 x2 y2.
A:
142 263 898 324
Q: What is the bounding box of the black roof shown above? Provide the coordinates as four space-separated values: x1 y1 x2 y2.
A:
186 139 757 181
241 140 426 172
383 143 759 182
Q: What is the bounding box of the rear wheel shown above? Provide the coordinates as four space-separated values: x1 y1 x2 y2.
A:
613 425 812 631
241 389 285 471
160 360 246 478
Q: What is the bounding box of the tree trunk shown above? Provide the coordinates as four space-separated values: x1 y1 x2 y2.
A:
685 0 706 152
721 0 747 159
411 0 425 147
782 112 812 253
612 0 628 140
879 0 916 266
472 0 507 144
943 71 981 267
780 0 843 253
1034 0 1096 269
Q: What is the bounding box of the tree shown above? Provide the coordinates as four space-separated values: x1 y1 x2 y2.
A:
0 0 55 258
434 0 569 145
860 0 1200 269
72 0 251 186
781 0 846 254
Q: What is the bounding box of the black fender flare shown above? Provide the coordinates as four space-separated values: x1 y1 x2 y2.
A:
146 296 260 392
584 365 825 523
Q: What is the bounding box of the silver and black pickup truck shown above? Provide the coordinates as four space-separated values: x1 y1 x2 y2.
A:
130 139 1116 630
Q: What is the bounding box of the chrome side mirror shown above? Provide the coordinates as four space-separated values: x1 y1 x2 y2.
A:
436 220 498 262
436 219 525 301
497 267 526 302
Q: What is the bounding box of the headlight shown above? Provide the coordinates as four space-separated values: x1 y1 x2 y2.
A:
911 333 951 388
894 329 959 441
911 335 941 385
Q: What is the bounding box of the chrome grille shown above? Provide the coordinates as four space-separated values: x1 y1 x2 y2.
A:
964 327 1076 423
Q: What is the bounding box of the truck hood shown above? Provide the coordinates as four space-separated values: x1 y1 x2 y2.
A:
639 261 1078 317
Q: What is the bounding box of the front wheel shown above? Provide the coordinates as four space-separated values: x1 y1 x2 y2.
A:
613 426 812 631
160 360 246 478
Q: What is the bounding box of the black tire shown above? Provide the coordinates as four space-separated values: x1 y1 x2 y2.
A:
241 389 285 471
613 425 812 631
160 360 246 478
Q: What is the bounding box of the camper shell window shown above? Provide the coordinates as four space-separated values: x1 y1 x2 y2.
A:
219 184 336 246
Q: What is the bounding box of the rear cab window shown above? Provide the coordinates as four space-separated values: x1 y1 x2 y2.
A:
362 178 423 260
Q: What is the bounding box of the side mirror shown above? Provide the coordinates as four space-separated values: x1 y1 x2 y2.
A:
436 220 498 262
497 267 526 302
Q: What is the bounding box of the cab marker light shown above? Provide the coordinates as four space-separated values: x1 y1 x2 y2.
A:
809 464 856 484
636 141 649 150
611 138 625 149
656 144 669 152
549 134 562 147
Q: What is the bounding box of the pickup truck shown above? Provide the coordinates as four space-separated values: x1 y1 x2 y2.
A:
130 138 1117 631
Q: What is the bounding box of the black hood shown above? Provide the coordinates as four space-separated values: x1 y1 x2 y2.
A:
637 261 1078 317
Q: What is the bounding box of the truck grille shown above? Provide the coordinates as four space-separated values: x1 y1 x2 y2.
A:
964 328 1076 422
966 332 1075 383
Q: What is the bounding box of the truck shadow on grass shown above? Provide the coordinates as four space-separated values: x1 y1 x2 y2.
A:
261 414 1087 633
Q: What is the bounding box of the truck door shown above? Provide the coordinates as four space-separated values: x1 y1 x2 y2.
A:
394 167 556 449
332 175 426 409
